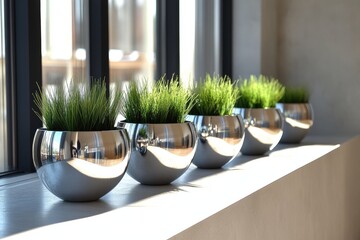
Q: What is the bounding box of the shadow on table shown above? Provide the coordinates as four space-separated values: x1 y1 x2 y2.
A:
173 152 261 186
0 175 189 238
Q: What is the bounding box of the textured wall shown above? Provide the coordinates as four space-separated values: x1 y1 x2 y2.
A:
234 0 360 135
277 0 360 135
233 0 262 78
172 136 360 240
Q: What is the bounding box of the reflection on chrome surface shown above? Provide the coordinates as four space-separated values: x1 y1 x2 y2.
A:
186 115 244 169
118 122 198 185
32 128 131 202
233 108 283 155
276 103 314 143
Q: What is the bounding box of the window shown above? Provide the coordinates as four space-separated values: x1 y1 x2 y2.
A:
41 0 89 90
1 0 230 175
108 0 156 88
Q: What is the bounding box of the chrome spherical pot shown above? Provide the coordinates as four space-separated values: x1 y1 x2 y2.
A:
276 103 314 144
32 128 131 202
233 108 284 155
118 122 198 185
186 115 244 169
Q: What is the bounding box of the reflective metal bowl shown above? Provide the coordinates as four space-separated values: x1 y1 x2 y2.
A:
32 128 131 202
233 108 283 155
276 103 314 143
118 122 198 185
186 115 244 168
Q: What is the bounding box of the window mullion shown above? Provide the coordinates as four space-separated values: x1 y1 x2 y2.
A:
221 0 233 79
89 0 109 95
4 0 15 172
156 0 179 80
12 0 42 173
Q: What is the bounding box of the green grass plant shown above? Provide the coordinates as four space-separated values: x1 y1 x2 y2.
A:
278 87 309 103
235 75 285 108
121 76 196 123
33 80 122 131
189 74 238 116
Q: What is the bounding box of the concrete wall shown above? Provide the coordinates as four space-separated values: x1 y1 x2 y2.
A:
172 136 360 240
233 0 262 77
233 0 360 136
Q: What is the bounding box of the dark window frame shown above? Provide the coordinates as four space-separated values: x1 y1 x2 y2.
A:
3 0 16 174
10 0 42 173
221 0 233 79
156 0 179 80
89 0 109 95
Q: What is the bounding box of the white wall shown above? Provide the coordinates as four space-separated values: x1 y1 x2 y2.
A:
233 0 360 136
233 0 262 78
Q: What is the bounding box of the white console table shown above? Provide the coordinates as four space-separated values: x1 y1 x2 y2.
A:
1 135 359 240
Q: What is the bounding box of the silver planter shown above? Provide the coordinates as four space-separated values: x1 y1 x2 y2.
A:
276 103 314 143
118 122 198 185
32 128 131 202
186 115 244 168
233 108 284 155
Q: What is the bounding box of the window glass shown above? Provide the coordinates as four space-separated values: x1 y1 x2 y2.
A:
0 0 9 173
180 0 196 86
41 0 89 90
180 0 221 83
108 0 156 89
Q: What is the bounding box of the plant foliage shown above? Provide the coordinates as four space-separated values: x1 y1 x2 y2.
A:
33 79 122 131
278 87 309 103
235 75 285 108
189 74 238 116
120 76 196 123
